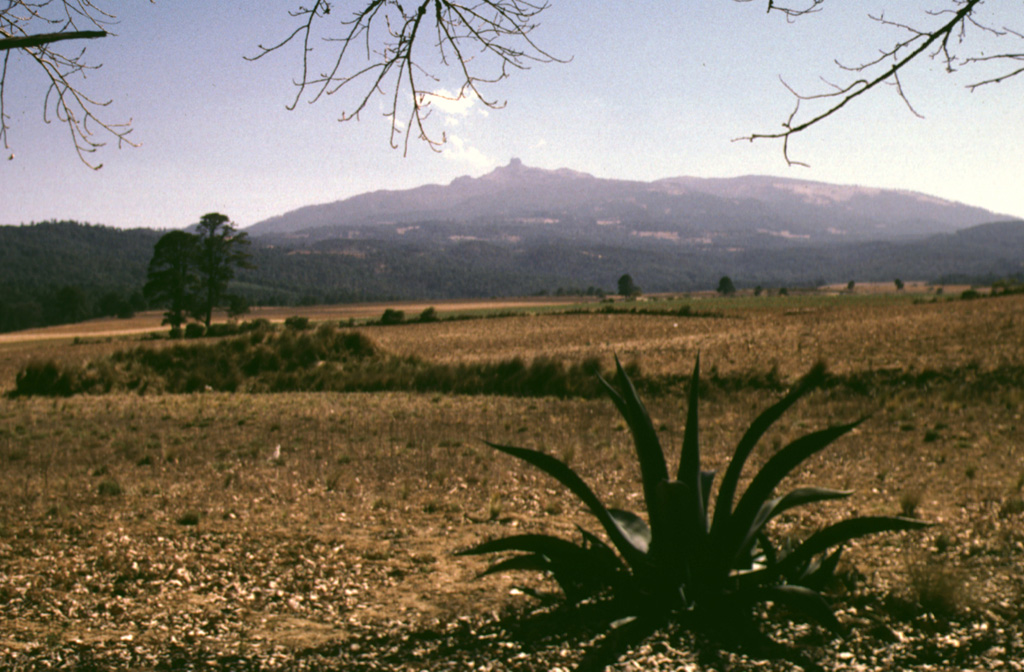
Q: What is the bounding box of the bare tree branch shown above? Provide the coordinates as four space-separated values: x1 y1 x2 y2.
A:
734 0 825 20
6 1 1024 168
0 1 139 168
733 0 1024 166
0 29 105 51
249 1 566 154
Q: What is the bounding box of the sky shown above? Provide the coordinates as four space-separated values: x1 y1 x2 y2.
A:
2 1 1023 230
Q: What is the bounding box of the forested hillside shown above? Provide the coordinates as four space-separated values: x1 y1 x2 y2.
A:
243 219 1024 304
0 222 161 332
2 219 1022 333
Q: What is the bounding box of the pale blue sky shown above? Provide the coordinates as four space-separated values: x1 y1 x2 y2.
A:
3 2 1022 230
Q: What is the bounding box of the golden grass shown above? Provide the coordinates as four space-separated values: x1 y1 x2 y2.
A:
0 297 588 346
3 292 1022 396
365 292 1024 382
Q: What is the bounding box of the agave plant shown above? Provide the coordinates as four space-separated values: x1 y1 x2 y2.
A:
459 357 929 633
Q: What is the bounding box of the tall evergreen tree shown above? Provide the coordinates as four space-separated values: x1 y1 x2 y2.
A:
192 213 253 329
144 230 199 334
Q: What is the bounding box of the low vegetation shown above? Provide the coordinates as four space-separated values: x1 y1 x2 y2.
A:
10 321 631 399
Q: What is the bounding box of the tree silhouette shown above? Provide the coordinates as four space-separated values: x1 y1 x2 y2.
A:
144 230 199 335
717 276 737 296
192 213 253 329
144 215 252 334
618 274 641 299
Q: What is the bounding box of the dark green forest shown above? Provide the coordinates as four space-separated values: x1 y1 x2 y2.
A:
2 219 1022 333
0 222 160 332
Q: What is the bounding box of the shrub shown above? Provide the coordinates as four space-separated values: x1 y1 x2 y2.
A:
380 308 405 325
907 556 964 616
460 358 928 639
13 359 78 397
176 511 201 526
97 479 123 497
899 490 922 518
419 306 439 323
184 323 206 339
284 316 311 331
340 331 377 358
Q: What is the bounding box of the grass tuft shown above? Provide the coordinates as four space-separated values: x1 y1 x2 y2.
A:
176 511 201 526
899 490 922 518
907 556 966 617
97 478 123 497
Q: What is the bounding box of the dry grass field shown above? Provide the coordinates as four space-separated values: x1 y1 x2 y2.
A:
1 291 1022 670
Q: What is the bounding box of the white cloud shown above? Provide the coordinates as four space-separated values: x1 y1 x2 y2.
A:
442 134 495 170
422 89 490 123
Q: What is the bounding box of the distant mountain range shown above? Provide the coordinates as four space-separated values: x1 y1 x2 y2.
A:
233 159 1022 305
248 158 1007 245
1 164 1021 333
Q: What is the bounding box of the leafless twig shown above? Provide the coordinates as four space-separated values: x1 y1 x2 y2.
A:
733 0 1024 166
249 1 565 154
0 1 140 168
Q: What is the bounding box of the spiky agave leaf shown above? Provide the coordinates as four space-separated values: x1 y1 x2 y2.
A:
766 516 931 585
599 358 700 577
794 547 845 592
712 362 827 533
597 358 671 541
678 356 701 482
753 583 843 634
483 441 649 568
719 421 865 568
675 358 713 577
479 554 593 603
465 357 930 639
459 533 626 602
731 487 853 566
608 509 651 554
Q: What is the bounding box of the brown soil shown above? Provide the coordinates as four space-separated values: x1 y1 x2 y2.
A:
1 295 1022 670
